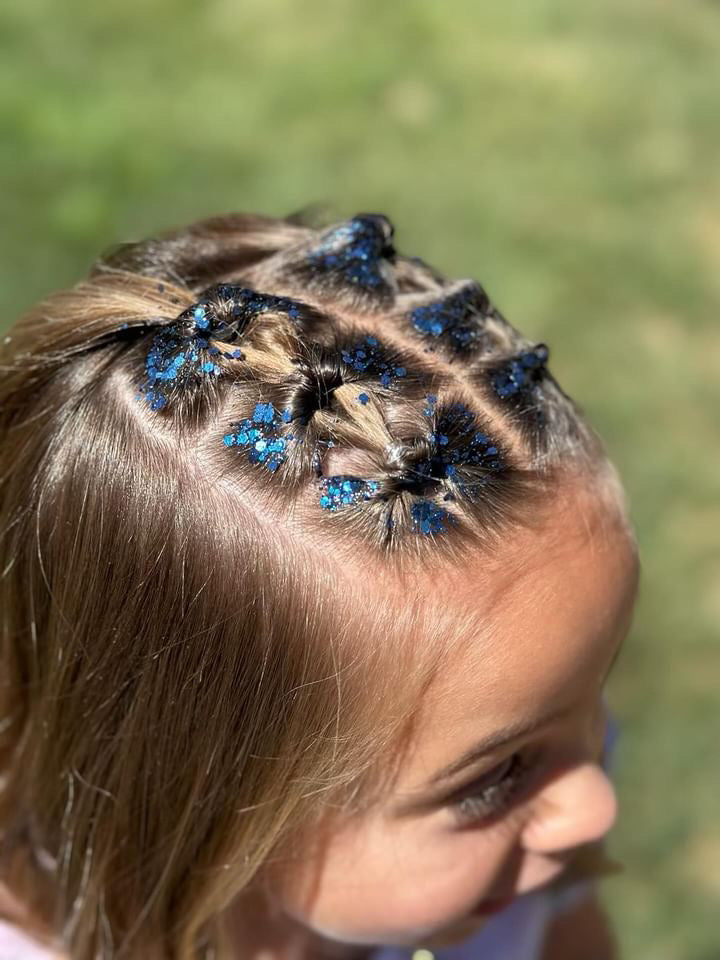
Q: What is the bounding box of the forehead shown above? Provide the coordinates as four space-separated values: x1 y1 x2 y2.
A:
406 489 639 759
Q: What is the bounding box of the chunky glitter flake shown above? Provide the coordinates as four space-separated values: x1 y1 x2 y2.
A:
222 401 296 473
319 476 380 511
306 216 395 289
408 284 489 353
411 500 456 536
340 336 410 389
491 344 549 399
422 393 438 417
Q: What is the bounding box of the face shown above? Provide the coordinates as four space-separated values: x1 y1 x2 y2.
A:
253 485 640 951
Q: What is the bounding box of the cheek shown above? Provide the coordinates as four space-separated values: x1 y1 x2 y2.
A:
273 815 517 946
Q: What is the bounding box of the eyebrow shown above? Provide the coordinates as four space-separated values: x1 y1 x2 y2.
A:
422 699 578 791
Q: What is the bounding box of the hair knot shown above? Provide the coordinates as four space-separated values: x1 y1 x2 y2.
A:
301 214 396 296
138 285 310 411
490 343 550 399
180 284 305 342
406 282 491 355
288 354 346 424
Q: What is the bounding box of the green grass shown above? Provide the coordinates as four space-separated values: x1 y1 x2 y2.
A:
1 1 719 956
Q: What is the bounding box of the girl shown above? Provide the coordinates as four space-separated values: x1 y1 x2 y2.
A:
0 211 639 960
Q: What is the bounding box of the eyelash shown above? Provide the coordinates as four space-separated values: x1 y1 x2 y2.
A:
449 752 536 827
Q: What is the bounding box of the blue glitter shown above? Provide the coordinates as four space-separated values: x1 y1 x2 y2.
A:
319 476 380 511
408 284 489 353
422 393 438 417
411 500 456 536
138 322 225 411
253 402 275 424
339 335 412 391
194 305 210 330
138 285 310 412
223 403 296 472
357 392 369 405
491 344 549 400
399 401 506 501
189 286 308 343
306 216 394 289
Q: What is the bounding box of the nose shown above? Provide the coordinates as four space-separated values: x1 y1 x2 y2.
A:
520 761 618 855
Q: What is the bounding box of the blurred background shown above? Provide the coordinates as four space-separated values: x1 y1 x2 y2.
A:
1 1 718 956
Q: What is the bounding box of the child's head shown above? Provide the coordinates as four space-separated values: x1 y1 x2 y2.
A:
0 212 639 958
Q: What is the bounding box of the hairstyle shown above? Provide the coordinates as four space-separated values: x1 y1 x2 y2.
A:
0 211 629 959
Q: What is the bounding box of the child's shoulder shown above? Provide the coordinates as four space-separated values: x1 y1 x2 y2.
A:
0 918 66 960
0 884 66 960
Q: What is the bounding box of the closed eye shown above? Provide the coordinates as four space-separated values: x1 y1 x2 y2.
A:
447 751 539 827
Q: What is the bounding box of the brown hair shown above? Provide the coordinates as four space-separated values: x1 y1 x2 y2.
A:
0 211 628 959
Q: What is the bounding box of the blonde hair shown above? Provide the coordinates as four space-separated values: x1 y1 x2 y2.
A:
0 211 627 959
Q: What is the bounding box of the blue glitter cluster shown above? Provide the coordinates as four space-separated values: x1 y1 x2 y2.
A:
139 324 225 411
319 476 380 511
222 401 296 473
340 335 409 389
311 395 504 538
491 344 549 399
406 396 506 504
317 475 454 539
138 285 307 411
411 500 456 536
191 286 304 342
323 395 500 530
306 216 394 289
408 284 487 352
